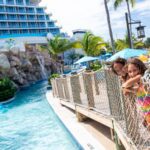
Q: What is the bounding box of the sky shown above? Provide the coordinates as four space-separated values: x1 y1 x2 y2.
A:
39 0 150 41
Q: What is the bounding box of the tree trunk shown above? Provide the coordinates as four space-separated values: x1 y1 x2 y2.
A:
104 0 115 54
126 0 133 48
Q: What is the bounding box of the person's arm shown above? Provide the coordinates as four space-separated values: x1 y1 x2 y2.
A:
122 75 141 88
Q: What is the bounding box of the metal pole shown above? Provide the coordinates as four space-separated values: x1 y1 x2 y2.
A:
125 13 132 48
126 0 133 48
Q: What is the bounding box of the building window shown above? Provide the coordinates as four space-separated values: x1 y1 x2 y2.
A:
36 8 44 13
0 22 7 27
0 30 9 35
18 7 26 13
20 22 27 28
48 22 54 27
28 22 37 28
7 14 17 20
10 30 19 34
16 0 23 5
0 14 6 20
27 15 36 20
20 29 28 33
0 6 5 12
18 15 26 20
0 0 3 4
6 7 16 12
26 7 34 13
6 0 14 5
37 15 45 20
9 22 19 28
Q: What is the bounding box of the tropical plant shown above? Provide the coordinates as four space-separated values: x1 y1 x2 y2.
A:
145 37 150 48
90 61 102 71
67 51 81 64
114 0 137 48
75 32 106 56
40 36 77 60
105 42 113 52
48 73 60 85
0 78 17 102
115 34 144 51
103 0 115 54
114 0 136 25
39 36 79 73
5 38 16 51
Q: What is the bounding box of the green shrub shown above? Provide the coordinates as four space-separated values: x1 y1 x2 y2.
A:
0 78 17 102
90 61 102 71
48 73 60 85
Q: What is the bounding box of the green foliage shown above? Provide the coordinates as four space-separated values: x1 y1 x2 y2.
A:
105 42 113 52
0 78 17 102
48 73 60 85
115 34 145 51
90 61 102 71
39 36 78 59
75 32 106 56
67 51 82 64
145 38 150 48
114 0 136 9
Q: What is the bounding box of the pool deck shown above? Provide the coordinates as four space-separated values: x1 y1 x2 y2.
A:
46 91 115 150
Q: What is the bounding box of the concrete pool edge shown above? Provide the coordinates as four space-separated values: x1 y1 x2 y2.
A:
46 91 106 150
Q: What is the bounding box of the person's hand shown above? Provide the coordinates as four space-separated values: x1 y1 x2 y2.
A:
122 88 135 96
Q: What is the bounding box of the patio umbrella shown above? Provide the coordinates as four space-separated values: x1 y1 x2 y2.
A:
74 56 98 64
98 53 112 61
138 55 148 62
107 48 148 62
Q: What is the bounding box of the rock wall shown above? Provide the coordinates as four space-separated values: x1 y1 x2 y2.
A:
0 45 61 87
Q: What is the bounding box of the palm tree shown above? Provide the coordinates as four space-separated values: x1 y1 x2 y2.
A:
40 36 78 73
103 0 115 54
114 0 136 48
5 38 16 51
115 34 144 51
76 32 106 56
67 51 81 64
40 36 76 58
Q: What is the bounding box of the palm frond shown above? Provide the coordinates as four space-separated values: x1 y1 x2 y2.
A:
114 0 123 9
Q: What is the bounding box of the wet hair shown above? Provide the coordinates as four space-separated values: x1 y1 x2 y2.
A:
111 58 127 75
127 58 147 75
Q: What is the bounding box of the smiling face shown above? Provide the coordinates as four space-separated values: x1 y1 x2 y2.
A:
113 63 127 77
128 64 140 78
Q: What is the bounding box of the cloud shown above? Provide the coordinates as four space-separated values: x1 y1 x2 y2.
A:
39 0 150 40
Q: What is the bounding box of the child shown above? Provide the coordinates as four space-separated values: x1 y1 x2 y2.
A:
111 58 128 82
122 58 150 128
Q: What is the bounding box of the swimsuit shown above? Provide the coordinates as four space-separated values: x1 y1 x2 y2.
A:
136 83 150 124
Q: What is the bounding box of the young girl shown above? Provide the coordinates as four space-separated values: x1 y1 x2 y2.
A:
122 58 150 128
111 58 128 82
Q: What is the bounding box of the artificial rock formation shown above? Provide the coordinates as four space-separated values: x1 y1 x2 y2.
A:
0 45 60 87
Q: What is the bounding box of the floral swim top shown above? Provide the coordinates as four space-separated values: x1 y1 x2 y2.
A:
136 83 150 117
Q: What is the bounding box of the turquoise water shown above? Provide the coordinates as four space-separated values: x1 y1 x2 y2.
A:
0 81 82 150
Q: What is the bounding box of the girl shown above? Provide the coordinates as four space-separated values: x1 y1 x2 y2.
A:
111 58 128 82
122 58 150 127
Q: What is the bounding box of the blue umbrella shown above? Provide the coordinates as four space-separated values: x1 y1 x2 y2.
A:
98 53 112 61
74 56 98 64
107 48 148 62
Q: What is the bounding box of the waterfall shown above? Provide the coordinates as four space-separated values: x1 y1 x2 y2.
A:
36 55 47 79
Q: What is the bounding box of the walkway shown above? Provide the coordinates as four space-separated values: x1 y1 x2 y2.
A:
46 91 116 150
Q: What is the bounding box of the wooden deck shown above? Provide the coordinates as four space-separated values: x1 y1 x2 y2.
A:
60 100 138 150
